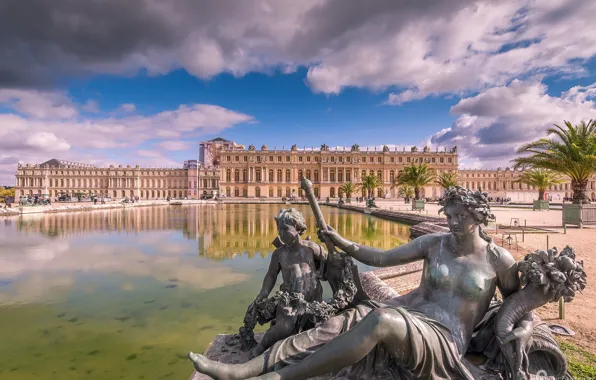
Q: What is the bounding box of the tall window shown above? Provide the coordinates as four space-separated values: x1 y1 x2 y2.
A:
226 169 231 182
346 171 351 182
314 170 319 182
277 169 283 182
330 170 335 182
285 169 291 182
269 169 274 182
234 169 240 182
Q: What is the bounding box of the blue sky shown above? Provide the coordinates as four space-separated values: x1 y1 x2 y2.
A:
1 0 596 183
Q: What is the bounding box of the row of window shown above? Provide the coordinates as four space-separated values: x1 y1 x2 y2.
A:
225 155 453 164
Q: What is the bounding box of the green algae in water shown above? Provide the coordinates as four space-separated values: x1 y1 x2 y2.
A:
0 204 409 379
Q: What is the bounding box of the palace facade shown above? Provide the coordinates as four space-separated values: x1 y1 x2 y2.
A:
14 138 596 201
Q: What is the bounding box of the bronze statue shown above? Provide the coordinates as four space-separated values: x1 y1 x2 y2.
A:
188 186 586 380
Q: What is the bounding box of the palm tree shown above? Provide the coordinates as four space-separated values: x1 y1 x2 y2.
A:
397 184 415 200
514 169 564 201
339 182 360 199
397 163 436 200
513 120 596 203
360 175 382 198
436 171 458 190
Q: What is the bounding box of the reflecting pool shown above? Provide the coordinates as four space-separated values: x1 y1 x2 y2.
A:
0 204 409 379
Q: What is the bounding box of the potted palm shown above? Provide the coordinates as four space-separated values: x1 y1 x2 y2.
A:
360 175 382 212
514 169 563 211
397 184 414 203
397 163 436 210
513 120 596 227
339 182 359 204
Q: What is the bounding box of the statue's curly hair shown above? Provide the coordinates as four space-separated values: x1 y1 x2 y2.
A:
438 186 495 226
439 186 496 245
274 208 307 235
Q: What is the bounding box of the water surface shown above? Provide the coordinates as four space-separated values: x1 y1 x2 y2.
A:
0 204 409 380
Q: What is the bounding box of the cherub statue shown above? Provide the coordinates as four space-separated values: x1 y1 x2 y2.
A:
244 208 328 358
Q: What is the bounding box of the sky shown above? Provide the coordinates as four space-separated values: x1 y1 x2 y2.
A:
2 0 596 185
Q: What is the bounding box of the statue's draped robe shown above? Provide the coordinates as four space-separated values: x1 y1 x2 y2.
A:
266 300 474 380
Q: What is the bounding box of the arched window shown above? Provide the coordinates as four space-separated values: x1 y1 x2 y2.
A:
314 170 319 182
277 187 282 197
314 187 319 198
256 169 262 182
226 187 231 197
269 188 273 197
346 170 351 182
285 187 291 197
269 169 274 182
390 170 395 183
234 169 240 182
255 187 261 197
226 169 231 182
330 169 336 182
369 170 374 176
234 187 240 197
306 170 311 180
330 187 336 198
285 170 291 182
277 169 283 182
243 169 248 182
361 170 366 179
377 170 383 181
242 188 248 197
377 188 384 198
338 169 343 183
298 170 303 180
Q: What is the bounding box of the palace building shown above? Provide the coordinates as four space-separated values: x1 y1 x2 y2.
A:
14 137 596 201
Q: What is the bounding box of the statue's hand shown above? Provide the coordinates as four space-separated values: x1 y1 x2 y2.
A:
318 226 343 247
502 320 532 379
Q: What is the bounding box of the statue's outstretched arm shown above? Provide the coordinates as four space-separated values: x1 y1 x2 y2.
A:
321 228 430 267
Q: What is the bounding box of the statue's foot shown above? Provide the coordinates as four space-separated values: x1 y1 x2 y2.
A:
188 352 239 380
247 374 281 380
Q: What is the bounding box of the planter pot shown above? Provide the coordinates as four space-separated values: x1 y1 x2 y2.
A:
533 200 550 211
412 199 425 211
346 198 352 204
562 203 596 229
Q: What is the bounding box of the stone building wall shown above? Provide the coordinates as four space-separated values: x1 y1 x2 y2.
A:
217 144 458 199
457 168 596 202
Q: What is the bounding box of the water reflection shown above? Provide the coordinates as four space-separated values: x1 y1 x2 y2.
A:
13 204 410 260
0 204 409 380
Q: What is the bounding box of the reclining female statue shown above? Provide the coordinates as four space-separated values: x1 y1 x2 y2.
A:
189 186 583 380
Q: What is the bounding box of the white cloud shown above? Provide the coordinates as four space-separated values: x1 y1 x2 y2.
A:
0 89 78 119
430 79 596 168
0 90 255 184
120 103 136 112
3 1 596 104
157 141 192 151
137 149 162 158
82 100 100 113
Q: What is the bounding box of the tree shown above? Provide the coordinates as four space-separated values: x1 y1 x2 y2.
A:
436 171 458 190
397 184 415 200
397 163 436 200
513 120 596 203
514 169 564 201
360 175 382 198
0 187 15 199
339 182 360 198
